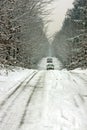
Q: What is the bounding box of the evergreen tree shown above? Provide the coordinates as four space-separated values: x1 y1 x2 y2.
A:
53 0 87 69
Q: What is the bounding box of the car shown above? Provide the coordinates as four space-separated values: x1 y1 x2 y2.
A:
46 64 54 70
47 58 53 63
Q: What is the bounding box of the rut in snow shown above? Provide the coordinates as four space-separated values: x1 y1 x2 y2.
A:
0 71 38 123
18 72 46 128
0 71 37 109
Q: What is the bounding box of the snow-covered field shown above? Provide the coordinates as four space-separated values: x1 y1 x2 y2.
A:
0 61 87 130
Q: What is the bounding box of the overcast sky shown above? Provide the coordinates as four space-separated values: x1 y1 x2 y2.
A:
45 0 75 41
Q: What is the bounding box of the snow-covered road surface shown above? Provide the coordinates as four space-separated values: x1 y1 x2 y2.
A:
0 69 87 130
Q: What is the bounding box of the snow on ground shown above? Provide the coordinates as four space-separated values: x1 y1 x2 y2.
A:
38 57 63 70
18 69 87 130
0 67 37 103
42 70 87 130
0 63 87 130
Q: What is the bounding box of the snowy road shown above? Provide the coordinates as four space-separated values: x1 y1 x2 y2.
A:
0 69 87 130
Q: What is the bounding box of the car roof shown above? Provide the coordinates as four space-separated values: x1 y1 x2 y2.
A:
47 64 54 66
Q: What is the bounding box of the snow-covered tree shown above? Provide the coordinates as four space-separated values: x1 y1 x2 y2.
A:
0 0 22 66
53 0 87 69
0 0 51 68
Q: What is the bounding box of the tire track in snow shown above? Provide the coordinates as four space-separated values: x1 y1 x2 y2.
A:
70 72 87 85
0 71 44 130
68 72 87 105
0 71 38 123
50 71 85 128
18 72 46 128
0 71 37 109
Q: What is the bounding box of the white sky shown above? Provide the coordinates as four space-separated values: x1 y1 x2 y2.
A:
44 0 74 41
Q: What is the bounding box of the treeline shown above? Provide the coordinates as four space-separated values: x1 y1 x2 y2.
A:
0 0 51 69
53 0 87 69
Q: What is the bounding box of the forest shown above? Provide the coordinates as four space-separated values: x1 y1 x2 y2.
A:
0 0 51 69
0 0 87 70
53 0 87 69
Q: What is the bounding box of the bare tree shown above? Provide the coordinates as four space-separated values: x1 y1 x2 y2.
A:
0 0 52 68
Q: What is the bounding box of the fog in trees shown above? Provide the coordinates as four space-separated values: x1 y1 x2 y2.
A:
53 0 87 69
0 0 52 69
